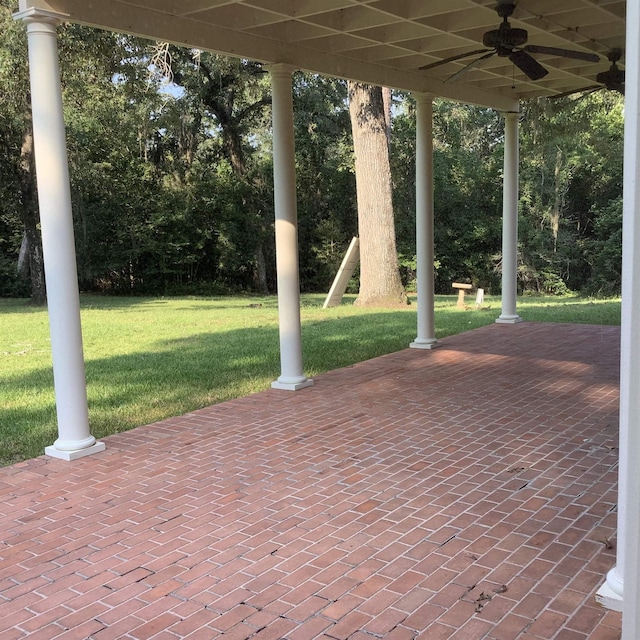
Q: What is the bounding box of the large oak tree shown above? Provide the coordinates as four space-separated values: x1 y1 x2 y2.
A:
348 81 406 307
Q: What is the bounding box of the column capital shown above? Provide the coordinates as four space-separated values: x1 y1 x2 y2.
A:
414 92 435 103
13 5 68 26
266 63 298 77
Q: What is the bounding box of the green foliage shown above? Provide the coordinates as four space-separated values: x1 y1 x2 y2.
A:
292 74 356 291
0 0 30 296
391 99 504 294
398 254 418 291
518 92 624 294
583 197 623 296
388 98 417 264
0 11 624 300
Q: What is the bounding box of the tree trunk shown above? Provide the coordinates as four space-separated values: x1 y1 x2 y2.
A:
222 125 247 178
19 119 46 305
254 244 269 294
348 82 406 307
551 146 562 253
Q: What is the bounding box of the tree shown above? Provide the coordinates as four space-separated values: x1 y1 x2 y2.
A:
519 91 623 294
347 81 406 307
0 0 45 302
59 27 176 294
0 12 623 301
154 47 273 293
431 100 503 293
388 98 504 294
292 73 356 292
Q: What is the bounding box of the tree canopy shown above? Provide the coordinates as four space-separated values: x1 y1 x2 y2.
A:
0 6 624 300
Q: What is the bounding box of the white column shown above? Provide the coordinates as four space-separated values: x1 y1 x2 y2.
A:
596 0 640 625
496 111 522 324
411 93 439 349
14 7 104 460
269 65 313 391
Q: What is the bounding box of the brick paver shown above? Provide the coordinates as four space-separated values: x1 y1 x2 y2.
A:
0 322 622 638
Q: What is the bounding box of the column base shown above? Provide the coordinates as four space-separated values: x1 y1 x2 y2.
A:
271 378 314 391
495 315 523 324
596 568 624 612
410 339 441 350
45 441 106 461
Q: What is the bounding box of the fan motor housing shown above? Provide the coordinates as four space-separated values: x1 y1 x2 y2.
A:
483 26 528 52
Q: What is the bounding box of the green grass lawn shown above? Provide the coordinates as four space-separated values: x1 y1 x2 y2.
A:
0 293 621 466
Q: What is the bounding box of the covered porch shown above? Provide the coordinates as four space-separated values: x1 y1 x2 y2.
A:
0 322 622 639
6 0 637 632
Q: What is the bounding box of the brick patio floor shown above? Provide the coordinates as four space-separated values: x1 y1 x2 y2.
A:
0 322 623 639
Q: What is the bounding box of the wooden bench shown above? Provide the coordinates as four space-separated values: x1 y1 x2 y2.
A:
452 282 473 308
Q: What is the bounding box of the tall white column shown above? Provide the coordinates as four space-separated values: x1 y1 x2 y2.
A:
496 111 522 324
269 65 313 391
14 7 104 460
411 93 439 349
596 0 640 626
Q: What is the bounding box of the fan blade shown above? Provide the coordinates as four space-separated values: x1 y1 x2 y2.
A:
524 44 600 63
509 49 548 80
551 80 625 99
443 51 496 84
419 48 493 71
549 85 602 99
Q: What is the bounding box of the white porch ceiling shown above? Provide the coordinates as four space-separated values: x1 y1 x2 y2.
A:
21 0 626 110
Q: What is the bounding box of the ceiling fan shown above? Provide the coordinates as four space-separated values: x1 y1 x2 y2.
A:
419 1 601 84
548 49 625 99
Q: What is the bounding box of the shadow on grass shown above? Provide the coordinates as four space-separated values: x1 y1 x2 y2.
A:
1 311 417 465
0 294 621 465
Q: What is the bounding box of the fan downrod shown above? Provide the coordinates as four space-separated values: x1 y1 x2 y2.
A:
483 3 527 53
495 2 517 20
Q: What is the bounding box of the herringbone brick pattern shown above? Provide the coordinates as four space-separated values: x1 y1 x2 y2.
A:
0 322 622 639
